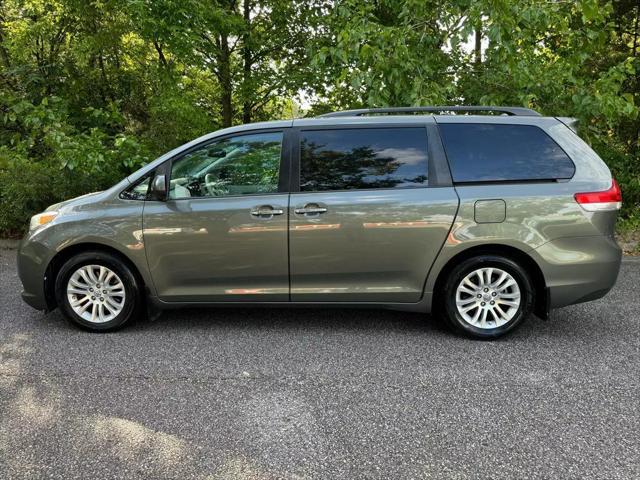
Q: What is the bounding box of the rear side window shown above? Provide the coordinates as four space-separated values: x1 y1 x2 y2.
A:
438 124 575 182
300 128 428 191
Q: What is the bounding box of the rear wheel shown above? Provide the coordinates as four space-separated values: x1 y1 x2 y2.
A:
441 255 534 339
55 252 141 332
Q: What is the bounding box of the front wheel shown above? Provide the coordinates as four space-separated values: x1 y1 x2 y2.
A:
55 252 142 332
441 255 534 339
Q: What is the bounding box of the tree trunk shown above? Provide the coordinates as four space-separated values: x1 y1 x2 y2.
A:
633 0 639 57
0 14 11 69
474 24 482 65
219 34 233 127
242 0 252 124
153 34 168 67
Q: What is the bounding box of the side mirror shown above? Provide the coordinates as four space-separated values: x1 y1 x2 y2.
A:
150 174 167 201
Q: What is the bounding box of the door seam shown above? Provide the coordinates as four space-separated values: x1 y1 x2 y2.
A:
287 194 292 301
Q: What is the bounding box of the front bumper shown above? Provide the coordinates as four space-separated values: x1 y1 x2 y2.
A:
532 235 622 309
17 237 52 311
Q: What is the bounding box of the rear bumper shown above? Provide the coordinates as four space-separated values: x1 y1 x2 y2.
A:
532 235 622 308
21 290 47 310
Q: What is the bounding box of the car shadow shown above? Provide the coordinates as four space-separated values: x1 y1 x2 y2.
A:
39 303 548 339
129 305 451 336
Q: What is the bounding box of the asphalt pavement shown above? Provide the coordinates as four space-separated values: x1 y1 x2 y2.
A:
0 248 638 479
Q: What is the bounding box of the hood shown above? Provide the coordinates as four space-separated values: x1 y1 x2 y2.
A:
46 190 106 213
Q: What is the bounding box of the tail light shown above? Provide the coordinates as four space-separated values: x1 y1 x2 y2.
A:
574 179 622 212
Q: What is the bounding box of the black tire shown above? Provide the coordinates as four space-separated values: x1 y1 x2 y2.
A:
441 255 534 339
55 251 142 332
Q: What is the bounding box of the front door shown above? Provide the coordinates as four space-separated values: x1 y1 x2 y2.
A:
289 125 459 303
143 130 290 302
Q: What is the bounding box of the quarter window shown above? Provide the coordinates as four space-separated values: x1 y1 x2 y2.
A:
120 175 152 200
169 132 283 199
438 123 575 182
299 128 428 191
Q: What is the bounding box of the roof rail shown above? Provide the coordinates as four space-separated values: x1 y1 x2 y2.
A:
317 106 541 118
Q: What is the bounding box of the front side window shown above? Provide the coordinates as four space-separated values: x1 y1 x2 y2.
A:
169 132 283 199
300 128 429 192
438 123 575 182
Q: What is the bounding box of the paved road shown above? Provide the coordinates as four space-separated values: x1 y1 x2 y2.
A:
0 249 638 479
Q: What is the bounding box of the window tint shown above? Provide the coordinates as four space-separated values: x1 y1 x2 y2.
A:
438 124 575 182
169 132 282 199
300 128 428 191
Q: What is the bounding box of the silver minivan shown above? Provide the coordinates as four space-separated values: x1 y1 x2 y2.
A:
18 106 623 338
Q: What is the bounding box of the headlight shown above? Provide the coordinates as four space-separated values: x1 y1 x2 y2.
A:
29 211 58 231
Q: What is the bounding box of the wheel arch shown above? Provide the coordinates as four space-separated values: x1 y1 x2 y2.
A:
44 242 148 311
431 244 549 319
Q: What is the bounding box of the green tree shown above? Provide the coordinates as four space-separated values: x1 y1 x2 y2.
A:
307 0 639 218
0 0 639 235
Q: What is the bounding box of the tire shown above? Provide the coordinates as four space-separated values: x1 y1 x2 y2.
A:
441 255 534 339
55 251 142 332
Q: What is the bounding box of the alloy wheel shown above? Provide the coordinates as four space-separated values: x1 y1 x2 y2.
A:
66 265 126 323
455 267 521 329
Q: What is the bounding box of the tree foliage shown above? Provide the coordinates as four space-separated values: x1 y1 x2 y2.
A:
0 0 638 235
308 0 639 218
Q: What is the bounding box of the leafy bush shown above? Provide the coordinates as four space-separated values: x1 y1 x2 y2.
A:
591 138 640 222
0 157 120 235
0 95 149 236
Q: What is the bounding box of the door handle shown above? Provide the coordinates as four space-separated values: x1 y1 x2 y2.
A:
250 206 284 217
294 205 328 215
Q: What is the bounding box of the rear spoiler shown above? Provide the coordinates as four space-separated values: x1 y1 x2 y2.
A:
556 117 579 133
